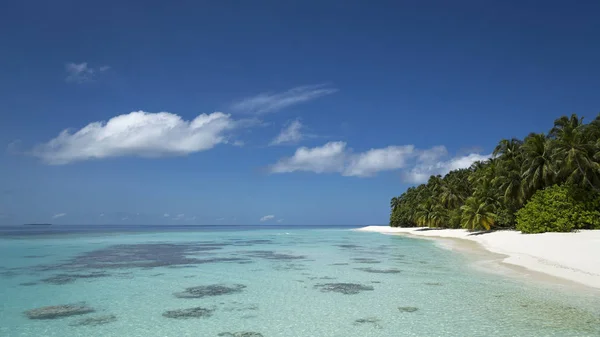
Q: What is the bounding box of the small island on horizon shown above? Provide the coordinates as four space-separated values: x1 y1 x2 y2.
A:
22 223 52 226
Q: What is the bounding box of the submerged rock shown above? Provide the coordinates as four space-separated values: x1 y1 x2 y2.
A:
162 307 214 319
19 282 38 286
424 282 442 286
69 314 117 326
313 283 374 295
218 332 264 337
398 306 418 313
174 284 246 298
354 317 382 328
24 303 95 319
355 267 401 274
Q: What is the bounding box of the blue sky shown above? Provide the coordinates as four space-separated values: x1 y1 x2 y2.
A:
1 1 600 225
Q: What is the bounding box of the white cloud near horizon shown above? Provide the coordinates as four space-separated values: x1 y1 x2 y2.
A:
260 215 275 222
230 84 337 114
65 62 110 83
52 213 66 219
403 152 491 183
269 142 489 180
344 145 415 177
270 141 347 174
270 119 304 145
32 111 239 164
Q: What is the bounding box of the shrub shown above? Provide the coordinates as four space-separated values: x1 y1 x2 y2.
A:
516 185 600 233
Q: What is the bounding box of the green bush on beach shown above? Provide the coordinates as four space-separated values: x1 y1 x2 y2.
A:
516 185 600 233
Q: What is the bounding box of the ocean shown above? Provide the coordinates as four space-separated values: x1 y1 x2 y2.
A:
1 225 599 336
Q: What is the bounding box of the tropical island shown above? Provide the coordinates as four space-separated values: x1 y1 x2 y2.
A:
360 113 600 289
390 113 599 233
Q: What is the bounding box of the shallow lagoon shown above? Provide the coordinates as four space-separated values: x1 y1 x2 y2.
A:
1 226 599 336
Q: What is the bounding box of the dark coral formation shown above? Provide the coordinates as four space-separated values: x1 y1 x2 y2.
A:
174 284 246 298
335 244 362 249
218 332 264 337
398 306 418 313
354 267 401 274
329 263 349 266
69 314 117 326
162 307 214 319
33 242 250 272
24 303 95 319
41 272 111 285
313 283 374 295
424 282 443 286
351 258 381 264
242 250 306 260
354 317 383 329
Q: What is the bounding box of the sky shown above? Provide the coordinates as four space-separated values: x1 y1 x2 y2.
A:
1 0 599 226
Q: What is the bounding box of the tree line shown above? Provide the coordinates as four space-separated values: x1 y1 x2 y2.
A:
389 114 600 233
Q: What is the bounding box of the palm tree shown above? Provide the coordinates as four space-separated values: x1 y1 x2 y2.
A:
460 197 496 231
414 202 447 227
493 138 523 160
521 133 555 196
414 202 435 227
390 197 400 211
550 114 599 190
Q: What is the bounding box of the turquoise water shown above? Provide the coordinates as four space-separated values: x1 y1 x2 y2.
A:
1 227 599 337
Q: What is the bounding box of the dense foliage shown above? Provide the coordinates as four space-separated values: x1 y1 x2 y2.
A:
390 114 600 233
515 185 600 233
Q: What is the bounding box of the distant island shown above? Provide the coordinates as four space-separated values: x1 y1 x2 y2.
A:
23 223 52 226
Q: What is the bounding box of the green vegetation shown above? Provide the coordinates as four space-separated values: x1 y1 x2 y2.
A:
389 114 600 233
515 185 600 233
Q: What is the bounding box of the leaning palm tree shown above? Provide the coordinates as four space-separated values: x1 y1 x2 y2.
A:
460 197 496 231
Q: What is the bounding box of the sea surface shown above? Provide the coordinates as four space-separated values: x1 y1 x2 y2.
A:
1 225 599 337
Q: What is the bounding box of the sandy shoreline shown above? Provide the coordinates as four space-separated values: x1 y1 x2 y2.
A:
356 226 600 290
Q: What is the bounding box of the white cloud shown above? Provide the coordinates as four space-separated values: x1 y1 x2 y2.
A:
52 213 66 219
260 215 275 222
270 142 488 180
343 145 415 177
417 145 448 164
32 111 238 164
403 152 491 183
270 119 304 146
121 217 128 220
164 213 170 217
277 219 284 223
65 62 110 83
270 141 347 174
99 213 104 217
216 217 225 221
231 84 337 114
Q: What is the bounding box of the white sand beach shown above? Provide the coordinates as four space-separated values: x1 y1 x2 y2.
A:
357 226 600 290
